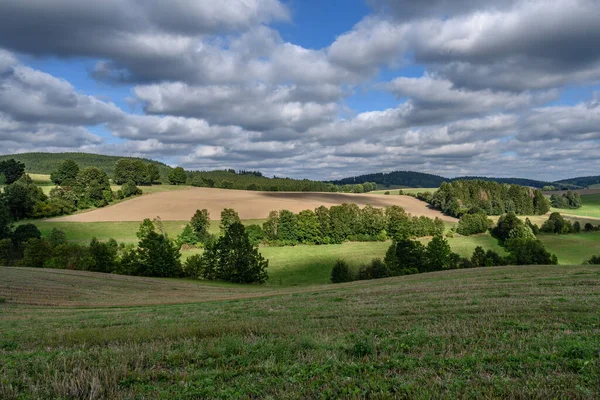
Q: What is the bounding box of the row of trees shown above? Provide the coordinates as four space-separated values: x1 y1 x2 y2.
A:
175 205 446 249
2 218 268 284
430 180 550 218
186 169 377 193
331 230 558 284
113 159 161 185
550 191 582 209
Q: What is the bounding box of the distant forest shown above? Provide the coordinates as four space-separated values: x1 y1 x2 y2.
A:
555 176 600 188
333 171 583 189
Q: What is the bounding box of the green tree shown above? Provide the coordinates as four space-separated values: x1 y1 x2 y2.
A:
263 210 280 241
456 213 493 236
505 238 558 265
190 209 211 242
540 212 574 234
147 163 161 184
11 224 41 247
135 219 182 277
278 210 298 245
492 212 524 241
77 167 111 190
0 198 12 239
331 259 353 283
50 159 80 186
168 167 187 185
385 239 425 275
471 246 487 268
296 209 321 244
220 208 241 233
425 235 456 272
114 159 150 185
201 222 268 284
0 159 25 184
245 224 265 246
20 238 51 268
48 228 67 249
121 181 142 198
86 238 117 273
3 176 47 220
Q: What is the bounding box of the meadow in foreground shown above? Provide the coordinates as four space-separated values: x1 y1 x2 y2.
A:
1 265 599 399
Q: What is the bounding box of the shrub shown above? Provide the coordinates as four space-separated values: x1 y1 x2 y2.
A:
456 213 493 236
540 213 574 234
176 224 199 247
190 209 211 243
358 258 389 280
121 181 142 198
585 255 600 265
331 259 353 283
245 224 265 246
20 238 51 268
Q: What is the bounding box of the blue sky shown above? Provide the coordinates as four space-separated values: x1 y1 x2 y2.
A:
1 0 599 180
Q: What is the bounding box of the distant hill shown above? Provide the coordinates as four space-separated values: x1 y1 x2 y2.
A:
333 171 580 189
332 171 446 188
0 152 172 182
555 176 600 189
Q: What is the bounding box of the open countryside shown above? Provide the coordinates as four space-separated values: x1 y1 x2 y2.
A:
3 0 600 398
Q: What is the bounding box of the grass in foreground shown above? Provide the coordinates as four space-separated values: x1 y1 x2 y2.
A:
0 265 599 398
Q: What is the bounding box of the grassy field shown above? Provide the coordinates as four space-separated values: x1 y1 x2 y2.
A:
1 265 599 398
552 193 600 219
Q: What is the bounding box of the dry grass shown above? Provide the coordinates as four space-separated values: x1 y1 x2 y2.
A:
50 187 456 222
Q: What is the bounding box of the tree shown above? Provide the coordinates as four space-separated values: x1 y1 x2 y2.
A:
505 238 558 265
296 209 321 244
87 238 117 273
121 181 142 198
114 159 150 185
201 222 268 284
168 167 187 185
134 219 182 277
11 224 41 247
471 246 487 268
0 198 12 240
147 163 161 184
492 212 524 241
278 210 298 245
358 258 389 280
220 208 241 233
3 176 47 220
77 167 111 190
331 259 353 283
190 209 211 242
425 235 456 272
245 224 265 246
48 228 67 249
0 159 25 184
541 212 574 234
20 238 51 268
385 239 425 275
50 159 80 186
263 210 280 241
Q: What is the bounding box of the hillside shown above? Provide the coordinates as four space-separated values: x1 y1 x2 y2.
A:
556 175 600 188
1 265 598 398
0 152 172 182
333 170 578 189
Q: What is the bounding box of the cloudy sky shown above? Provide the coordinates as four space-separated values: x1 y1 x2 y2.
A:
1 0 599 181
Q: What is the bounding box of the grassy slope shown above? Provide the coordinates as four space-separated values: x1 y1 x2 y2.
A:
552 193 600 219
1 265 599 398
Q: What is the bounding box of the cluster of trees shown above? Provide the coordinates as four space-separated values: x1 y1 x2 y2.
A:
0 159 145 221
540 212 581 234
260 205 444 246
113 159 161 185
186 169 376 193
0 159 26 185
0 152 171 183
331 229 558 284
550 191 582 209
430 180 550 218
2 217 268 284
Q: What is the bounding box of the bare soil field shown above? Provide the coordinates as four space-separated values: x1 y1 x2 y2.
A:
52 188 456 222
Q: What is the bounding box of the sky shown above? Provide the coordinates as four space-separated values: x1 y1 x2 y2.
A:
0 0 599 181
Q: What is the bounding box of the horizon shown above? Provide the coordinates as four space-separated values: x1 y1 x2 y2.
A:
1 1 599 181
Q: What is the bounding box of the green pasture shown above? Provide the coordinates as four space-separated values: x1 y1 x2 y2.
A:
552 193 600 219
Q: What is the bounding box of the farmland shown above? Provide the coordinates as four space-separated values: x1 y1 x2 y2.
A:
50 188 455 222
1 265 599 398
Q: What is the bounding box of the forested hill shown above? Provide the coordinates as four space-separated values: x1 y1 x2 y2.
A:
0 152 172 182
332 171 446 188
555 176 600 188
333 171 578 189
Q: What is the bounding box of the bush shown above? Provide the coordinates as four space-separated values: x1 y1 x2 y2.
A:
20 238 51 268
358 258 389 281
121 181 142 198
331 259 353 283
540 213 574 234
176 224 199 247
12 224 41 246
456 213 493 236
585 255 600 265
245 224 265 246
183 254 206 278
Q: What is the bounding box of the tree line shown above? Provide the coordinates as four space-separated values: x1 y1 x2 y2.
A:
550 191 582 209
430 180 550 218
1 217 268 284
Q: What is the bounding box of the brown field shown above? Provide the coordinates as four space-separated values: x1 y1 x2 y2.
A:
51 187 456 222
